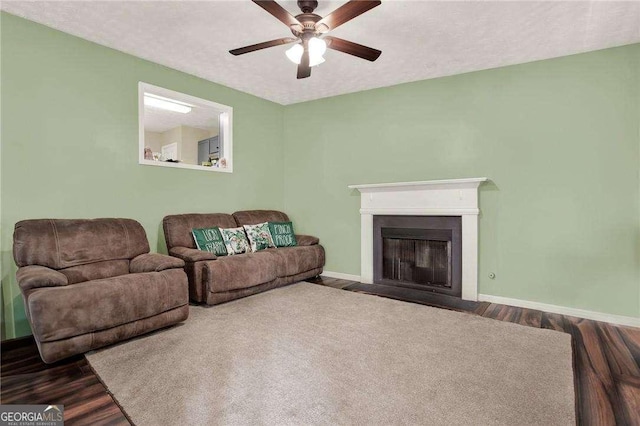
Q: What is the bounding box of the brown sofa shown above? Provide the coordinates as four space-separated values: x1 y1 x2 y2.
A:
13 218 189 363
163 210 325 305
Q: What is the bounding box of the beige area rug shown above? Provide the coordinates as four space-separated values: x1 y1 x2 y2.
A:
87 283 575 425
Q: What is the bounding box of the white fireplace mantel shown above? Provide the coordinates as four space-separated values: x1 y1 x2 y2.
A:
349 178 488 301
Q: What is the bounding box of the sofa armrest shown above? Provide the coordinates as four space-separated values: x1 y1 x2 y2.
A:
169 247 217 262
130 253 185 273
16 265 68 292
295 235 320 246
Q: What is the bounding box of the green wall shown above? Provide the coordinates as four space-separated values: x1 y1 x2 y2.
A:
0 13 285 338
283 44 640 319
2 13 639 339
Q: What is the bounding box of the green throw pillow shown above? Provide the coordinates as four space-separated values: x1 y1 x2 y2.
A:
219 227 250 255
268 221 297 247
243 222 276 252
192 227 227 256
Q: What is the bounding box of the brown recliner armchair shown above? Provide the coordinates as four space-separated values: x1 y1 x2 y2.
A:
13 218 189 364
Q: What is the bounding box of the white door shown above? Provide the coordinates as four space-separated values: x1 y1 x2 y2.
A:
161 142 178 161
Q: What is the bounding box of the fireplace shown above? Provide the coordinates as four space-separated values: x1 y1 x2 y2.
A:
373 216 462 297
348 178 487 301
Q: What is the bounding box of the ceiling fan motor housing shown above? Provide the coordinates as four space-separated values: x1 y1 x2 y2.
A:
297 0 318 13
292 13 322 38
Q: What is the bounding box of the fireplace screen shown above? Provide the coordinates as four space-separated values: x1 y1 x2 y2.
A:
382 238 451 287
382 228 452 288
373 216 462 297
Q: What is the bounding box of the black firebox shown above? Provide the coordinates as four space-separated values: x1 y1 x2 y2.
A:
373 216 462 297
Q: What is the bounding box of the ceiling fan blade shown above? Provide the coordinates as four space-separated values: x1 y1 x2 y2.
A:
253 0 302 28
325 36 381 61
229 37 297 56
297 49 311 79
316 0 381 32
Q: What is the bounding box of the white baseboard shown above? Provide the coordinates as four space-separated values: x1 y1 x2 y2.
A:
318 272 640 328
478 294 640 328
321 270 362 282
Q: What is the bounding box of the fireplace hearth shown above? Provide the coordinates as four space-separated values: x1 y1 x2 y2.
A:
374 216 462 297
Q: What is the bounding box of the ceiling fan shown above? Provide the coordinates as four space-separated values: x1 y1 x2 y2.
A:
229 0 382 79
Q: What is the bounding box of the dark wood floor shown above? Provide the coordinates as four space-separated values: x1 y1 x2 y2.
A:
0 339 130 425
2 276 639 425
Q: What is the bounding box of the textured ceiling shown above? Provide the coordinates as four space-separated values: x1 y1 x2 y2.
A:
2 1 639 105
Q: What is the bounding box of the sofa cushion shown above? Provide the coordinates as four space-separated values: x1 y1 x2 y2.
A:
270 245 325 277
268 222 297 247
163 213 237 250
26 269 188 342
13 218 149 269
59 260 131 284
220 227 250 255
204 251 277 293
233 210 289 226
243 222 276 252
192 227 227 256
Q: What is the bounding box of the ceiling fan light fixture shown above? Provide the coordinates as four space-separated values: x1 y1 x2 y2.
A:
286 37 327 67
308 37 327 57
231 0 382 78
285 43 304 64
308 37 327 66
309 56 325 67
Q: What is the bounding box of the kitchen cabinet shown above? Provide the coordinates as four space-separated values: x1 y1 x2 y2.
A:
197 136 221 164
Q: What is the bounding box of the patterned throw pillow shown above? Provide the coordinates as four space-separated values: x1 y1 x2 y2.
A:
268 222 297 247
192 227 228 256
243 222 276 252
219 227 250 255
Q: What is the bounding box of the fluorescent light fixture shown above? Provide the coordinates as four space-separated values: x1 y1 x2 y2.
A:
144 93 192 114
285 38 326 67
